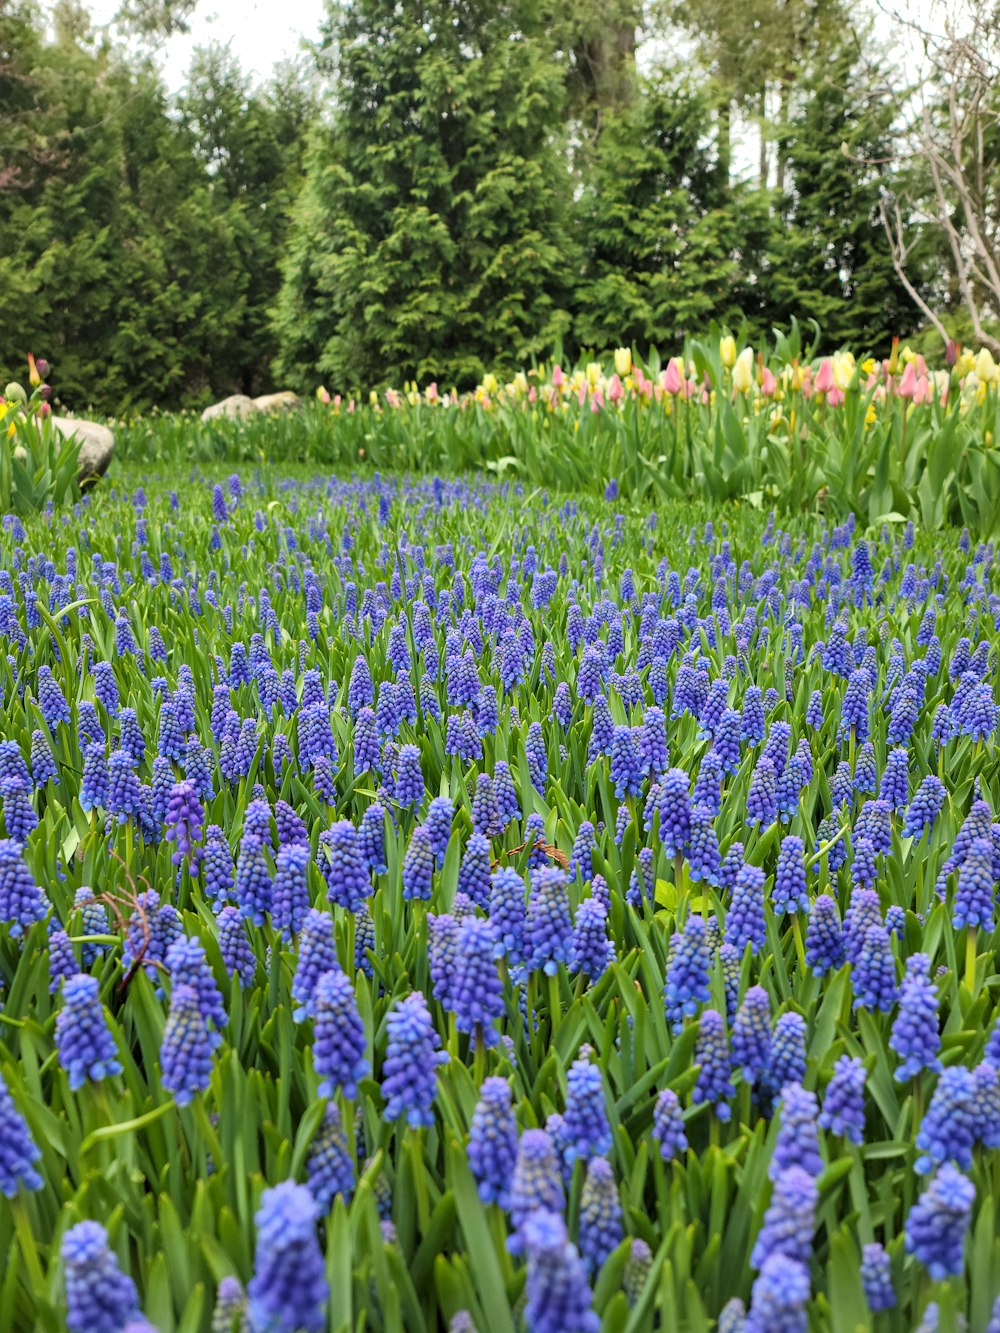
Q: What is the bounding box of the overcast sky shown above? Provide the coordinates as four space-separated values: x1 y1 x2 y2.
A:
85 0 941 97
86 0 329 90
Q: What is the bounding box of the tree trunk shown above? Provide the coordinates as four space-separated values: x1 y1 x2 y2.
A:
718 97 731 185
759 85 768 188
578 5 639 136
775 81 791 194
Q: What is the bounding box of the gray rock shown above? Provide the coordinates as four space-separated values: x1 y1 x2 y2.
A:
251 391 301 413
51 416 115 482
200 394 256 422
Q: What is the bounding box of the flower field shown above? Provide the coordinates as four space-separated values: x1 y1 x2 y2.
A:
1 463 1000 1333
114 332 1000 536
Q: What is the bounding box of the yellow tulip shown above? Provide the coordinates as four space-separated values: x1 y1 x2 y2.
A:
614 347 632 378
975 348 997 384
719 336 737 369
832 351 856 391
732 347 755 393
586 362 602 389
482 373 499 396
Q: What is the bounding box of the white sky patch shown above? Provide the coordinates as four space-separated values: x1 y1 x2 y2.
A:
85 0 329 91
84 0 941 95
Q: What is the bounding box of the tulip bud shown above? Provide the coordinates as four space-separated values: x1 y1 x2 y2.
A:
316 386 331 404
975 348 997 384
614 347 632 378
732 347 755 393
719 336 736 369
4 382 27 406
663 358 683 395
897 362 918 400
35 358 50 379
813 360 836 396
945 340 958 368
887 336 900 374
26 353 40 387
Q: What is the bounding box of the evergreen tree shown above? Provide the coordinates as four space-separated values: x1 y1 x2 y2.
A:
765 44 922 349
0 7 312 411
179 46 318 391
573 79 770 351
274 0 575 390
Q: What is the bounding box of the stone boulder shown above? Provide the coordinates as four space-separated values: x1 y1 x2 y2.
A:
251 391 301 414
200 394 256 423
51 416 115 483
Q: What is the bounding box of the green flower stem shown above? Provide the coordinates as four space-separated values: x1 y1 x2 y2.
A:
11 1194 45 1296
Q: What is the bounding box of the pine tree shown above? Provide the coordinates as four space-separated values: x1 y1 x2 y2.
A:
765 44 922 349
274 0 575 390
573 79 769 351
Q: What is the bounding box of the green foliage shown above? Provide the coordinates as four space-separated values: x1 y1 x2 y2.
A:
0 364 81 512
0 4 314 414
766 43 921 349
112 335 1000 536
0 1 952 410
273 0 576 391
573 78 770 352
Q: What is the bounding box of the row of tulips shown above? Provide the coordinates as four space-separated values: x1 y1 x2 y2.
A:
109 323 1000 533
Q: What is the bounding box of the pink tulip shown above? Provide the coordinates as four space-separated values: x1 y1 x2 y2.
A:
607 374 623 404
426 382 439 404
828 386 845 407
348 399 355 413
591 388 604 411
760 367 777 397
865 372 879 392
663 358 684 395
316 386 331 404
333 394 342 410
897 362 918 400
528 385 537 403
552 364 565 388
577 385 587 406
916 354 927 377
813 359 835 396
914 374 932 405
